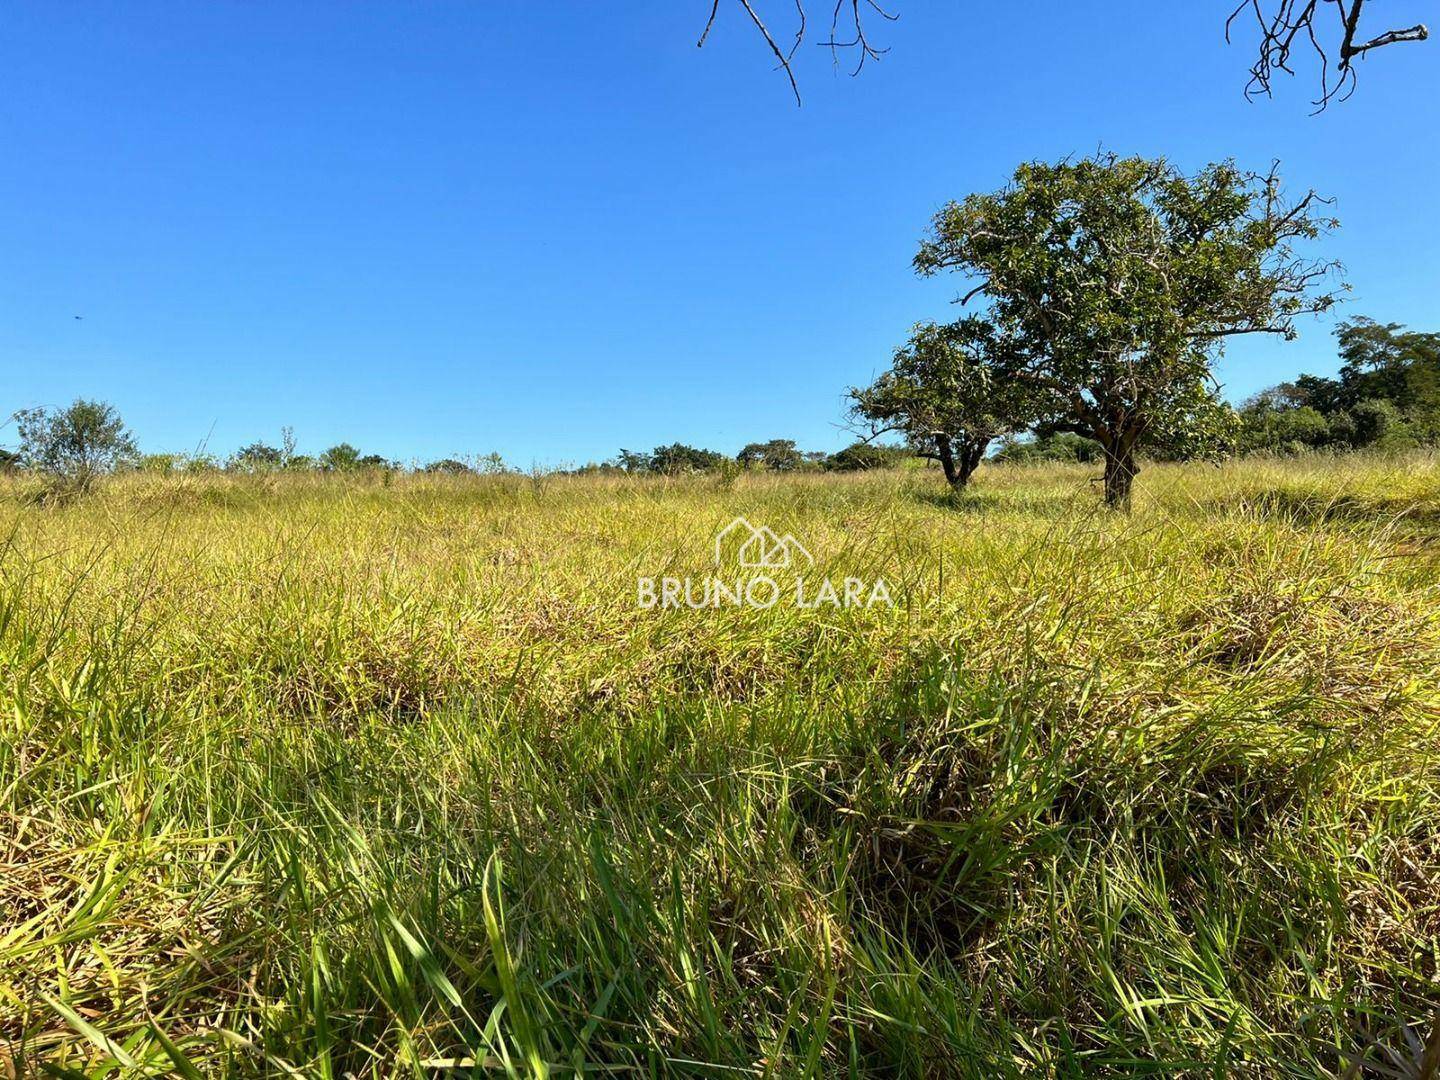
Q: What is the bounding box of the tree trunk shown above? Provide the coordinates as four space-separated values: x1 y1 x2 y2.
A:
934 434 992 491
957 436 989 487
1102 438 1140 510
934 435 964 490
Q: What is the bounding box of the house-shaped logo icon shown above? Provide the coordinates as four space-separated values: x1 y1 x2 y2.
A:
714 516 814 570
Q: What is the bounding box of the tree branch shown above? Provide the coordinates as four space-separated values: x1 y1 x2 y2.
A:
696 0 897 104
1227 0 1429 109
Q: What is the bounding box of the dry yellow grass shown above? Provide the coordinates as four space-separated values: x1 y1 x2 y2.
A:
1 453 1438 1075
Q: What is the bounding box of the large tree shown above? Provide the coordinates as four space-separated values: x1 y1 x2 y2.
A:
915 154 1342 508
850 317 1040 490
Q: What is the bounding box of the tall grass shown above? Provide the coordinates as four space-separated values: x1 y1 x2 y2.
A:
2 455 1438 1076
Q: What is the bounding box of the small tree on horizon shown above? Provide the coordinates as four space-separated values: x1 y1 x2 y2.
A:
13 399 137 491
645 444 730 474
319 443 363 471
233 442 284 471
737 439 803 471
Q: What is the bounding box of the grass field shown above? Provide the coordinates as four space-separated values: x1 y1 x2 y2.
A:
2 455 1439 1077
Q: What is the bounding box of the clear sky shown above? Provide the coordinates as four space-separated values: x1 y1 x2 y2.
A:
2 1 1436 466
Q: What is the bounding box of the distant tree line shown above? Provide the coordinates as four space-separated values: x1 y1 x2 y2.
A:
0 405 518 492
8 314 1434 499
571 439 912 476
1236 317 1440 454
1 399 919 492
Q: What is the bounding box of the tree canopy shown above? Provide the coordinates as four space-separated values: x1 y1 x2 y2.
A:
319 443 363 471
850 317 1040 489
738 438 803 471
1239 317 1440 452
12 399 137 491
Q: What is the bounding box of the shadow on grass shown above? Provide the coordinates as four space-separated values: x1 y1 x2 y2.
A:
911 484 1100 518
911 488 1004 514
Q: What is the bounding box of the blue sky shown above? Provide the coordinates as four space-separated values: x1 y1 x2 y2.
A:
2 1 1435 466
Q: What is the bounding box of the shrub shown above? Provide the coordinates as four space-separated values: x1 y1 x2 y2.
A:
12 399 137 491
824 442 907 472
738 439 803 471
994 432 1105 464
424 458 473 475
1236 403 1332 454
232 442 285 471
319 443 363 471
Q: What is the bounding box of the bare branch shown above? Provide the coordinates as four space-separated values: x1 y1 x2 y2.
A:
697 0 722 48
1348 22 1429 57
740 0 802 105
822 0 898 76
702 2 1424 110
696 0 896 104
1228 0 1429 109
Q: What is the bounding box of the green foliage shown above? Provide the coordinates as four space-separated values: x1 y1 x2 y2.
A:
738 438 803 471
823 441 908 472
232 442 285 470
1350 397 1412 448
1238 401 1333 454
650 443 730 474
614 444 732 475
851 318 1042 488
994 431 1105 464
424 458 473 475
319 443 363 471
1240 318 1440 452
1337 317 1440 424
1139 385 1242 462
611 449 650 473
916 153 1342 505
12 398 138 491
233 428 301 471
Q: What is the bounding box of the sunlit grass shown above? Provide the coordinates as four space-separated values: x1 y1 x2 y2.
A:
2 453 1438 1076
